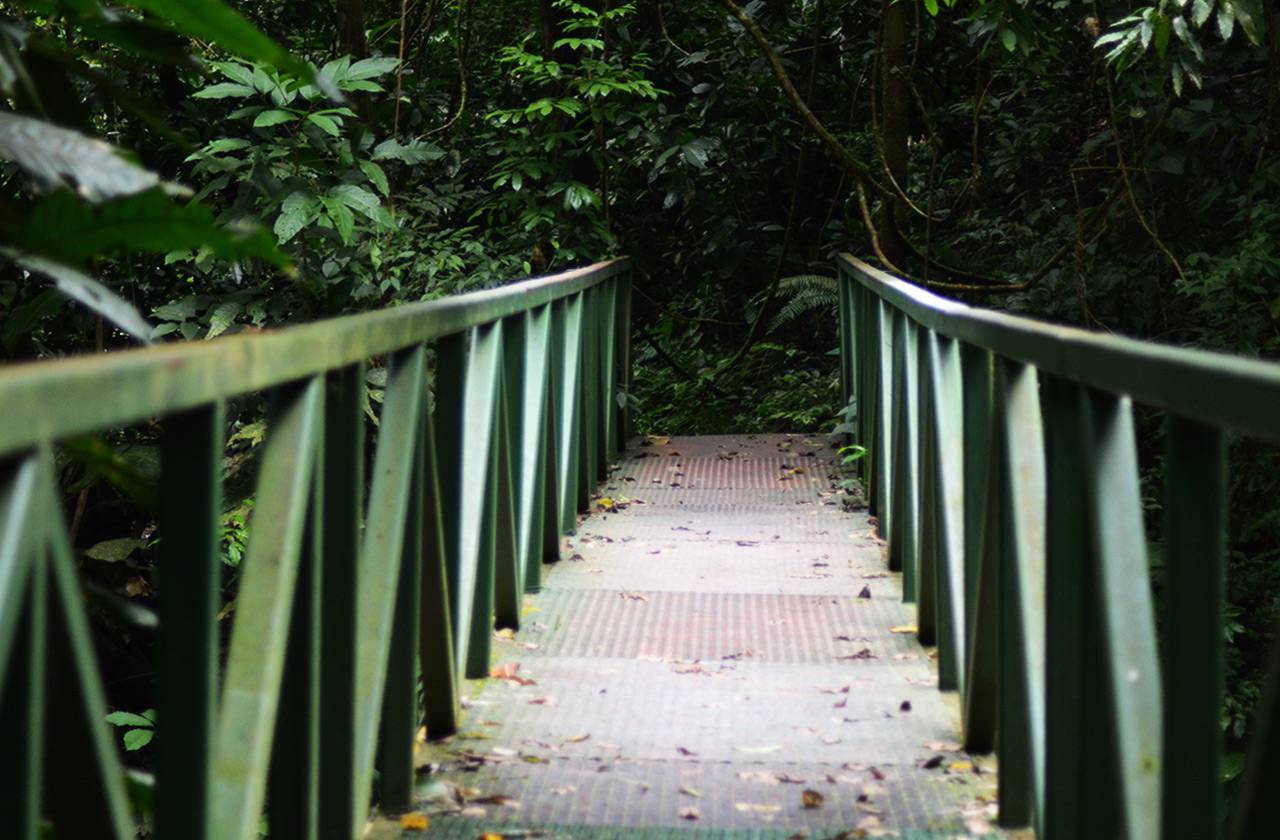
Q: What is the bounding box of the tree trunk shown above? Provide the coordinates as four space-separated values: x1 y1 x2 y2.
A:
338 0 367 58
878 0 910 267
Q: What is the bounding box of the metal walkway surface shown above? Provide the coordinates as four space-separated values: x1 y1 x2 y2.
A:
385 435 1006 839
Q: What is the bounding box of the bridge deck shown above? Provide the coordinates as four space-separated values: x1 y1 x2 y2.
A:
390 435 1005 839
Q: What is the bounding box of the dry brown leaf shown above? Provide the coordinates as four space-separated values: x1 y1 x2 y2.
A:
679 806 701 821
925 741 963 752
619 592 649 602
802 789 824 809
562 733 591 744
399 812 429 831
677 746 698 756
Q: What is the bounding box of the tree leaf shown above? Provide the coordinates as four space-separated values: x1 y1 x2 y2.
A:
274 192 315 243
192 82 255 99
19 189 289 268
4 250 152 342
123 729 154 751
307 112 340 136
124 1 319 88
359 159 390 196
85 537 147 563
0 112 158 201
252 109 296 127
345 56 399 81
106 711 154 729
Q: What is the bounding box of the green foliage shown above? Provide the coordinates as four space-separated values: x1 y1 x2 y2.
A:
106 708 156 751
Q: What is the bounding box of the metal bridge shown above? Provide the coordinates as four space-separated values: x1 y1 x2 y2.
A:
0 255 1277 839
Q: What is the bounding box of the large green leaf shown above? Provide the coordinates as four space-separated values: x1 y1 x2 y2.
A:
123 1 317 84
19 188 290 268
3 250 153 342
0 112 158 201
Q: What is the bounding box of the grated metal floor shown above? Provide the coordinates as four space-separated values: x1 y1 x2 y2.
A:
396 435 1009 840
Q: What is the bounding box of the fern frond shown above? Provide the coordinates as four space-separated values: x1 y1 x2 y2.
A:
768 274 838 333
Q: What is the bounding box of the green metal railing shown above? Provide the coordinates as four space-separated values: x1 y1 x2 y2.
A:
837 254 1280 839
0 259 632 839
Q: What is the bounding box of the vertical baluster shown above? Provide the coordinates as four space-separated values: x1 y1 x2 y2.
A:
1041 374 1087 840
319 364 366 838
559 294 584 527
419 383 459 738
928 336 966 692
1162 417 1227 840
0 456 43 840
838 268 853 413
598 279 619 469
38 450 134 839
916 328 939 646
270 398 326 837
350 348 427 826
519 306 554 591
378 389 424 814
960 344 993 637
211 379 323 840
156 404 224 839
435 333 467 628
456 325 502 679
492 351 522 631
503 314 528 586
614 272 634 447
1081 389 1162 840
890 313 919 598
577 289 597 508
994 360 1048 829
875 298 895 537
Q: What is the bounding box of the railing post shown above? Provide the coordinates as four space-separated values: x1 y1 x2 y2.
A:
157 403 225 840
889 312 919 599
1041 374 1087 840
874 298 894 535
1162 416 1226 840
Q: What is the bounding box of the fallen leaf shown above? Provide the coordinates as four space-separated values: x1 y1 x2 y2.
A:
562 733 590 744
736 539 760 547
677 746 698 756
899 700 912 712
550 786 576 795
922 755 945 769
948 760 975 773
680 786 702 798
528 696 557 706
488 662 536 686
399 812 429 831
869 766 886 780
802 789 824 809
889 625 918 634
835 648 877 661
735 744 783 754
619 592 649 602
494 628 516 640
857 585 872 599
775 773 806 784
925 741 963 752
679 806 701 821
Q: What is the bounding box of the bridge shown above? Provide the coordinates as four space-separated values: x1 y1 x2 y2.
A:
1 256 1278 839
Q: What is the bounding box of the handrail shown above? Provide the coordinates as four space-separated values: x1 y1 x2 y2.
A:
0 259 633 839
836 253 1279 839
0 257 630 457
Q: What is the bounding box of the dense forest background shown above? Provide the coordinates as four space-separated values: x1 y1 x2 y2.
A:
1 0 1278 813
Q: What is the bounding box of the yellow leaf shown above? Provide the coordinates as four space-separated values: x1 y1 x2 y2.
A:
889 625 918 634
399 812 429 831
949 760 975 772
